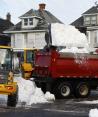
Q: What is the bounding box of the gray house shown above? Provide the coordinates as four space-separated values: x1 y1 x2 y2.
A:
0 13 14 45
4 3 62 49
71 5 98 48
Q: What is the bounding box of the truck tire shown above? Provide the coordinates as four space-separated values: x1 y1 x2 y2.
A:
7 86 18 107
74 82 90 98
53 82 72 99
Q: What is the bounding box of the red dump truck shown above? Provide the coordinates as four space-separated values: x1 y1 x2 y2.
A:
33 47 98 99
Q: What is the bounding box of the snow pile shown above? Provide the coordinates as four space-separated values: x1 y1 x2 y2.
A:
51 23 89 49
51 23 90 54
15 77 55 106
89 108 98 117
45 92 55 101
60 47 89 64
60 47 89 53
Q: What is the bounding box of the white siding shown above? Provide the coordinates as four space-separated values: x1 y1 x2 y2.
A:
11 34 15 47
87 31 90 44
16 34 24 48
27 33 35 48
11 32 46 49
27 32 46 49
87 30 98 48
35 32 46 49
11 33 24 48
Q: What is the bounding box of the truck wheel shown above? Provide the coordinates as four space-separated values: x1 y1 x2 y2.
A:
74 82 90 98
53 82 72 99
7 86 18 107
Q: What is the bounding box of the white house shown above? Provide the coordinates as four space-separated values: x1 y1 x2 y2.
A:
71 4 98 49
4 3 62 49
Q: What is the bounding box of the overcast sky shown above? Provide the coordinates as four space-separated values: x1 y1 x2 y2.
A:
0 0 97 24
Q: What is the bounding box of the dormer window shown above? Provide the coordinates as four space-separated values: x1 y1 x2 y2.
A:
22 17 39 29
24 19 28 26
29 18 33 25
24 18 33 26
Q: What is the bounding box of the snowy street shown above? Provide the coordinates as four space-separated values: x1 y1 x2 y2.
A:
0 89 98 117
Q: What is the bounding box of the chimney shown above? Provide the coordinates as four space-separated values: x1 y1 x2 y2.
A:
6 13 11 21
39 3 46 11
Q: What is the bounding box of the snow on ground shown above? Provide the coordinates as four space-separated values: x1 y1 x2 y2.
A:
15 76 55 106
89 108 98 117
78 100 98 104
0 76 55 107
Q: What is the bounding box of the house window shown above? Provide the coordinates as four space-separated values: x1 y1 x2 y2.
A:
24 19 28 26
91 16 97 25
29 18 33 25
84 16 90 25
94 31 98 43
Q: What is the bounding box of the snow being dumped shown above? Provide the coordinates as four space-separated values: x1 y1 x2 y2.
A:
51 23 89 51
15 76 55 106
51 23 90 64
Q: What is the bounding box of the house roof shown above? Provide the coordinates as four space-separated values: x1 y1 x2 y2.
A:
20 9 41 18
71 16 84 27
71 5 98 27
0 18 14 33
83 6 98 14
6 9 62 32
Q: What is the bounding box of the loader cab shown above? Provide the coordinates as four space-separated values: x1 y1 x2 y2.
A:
13 48 38 79
24 49 35 64
0 46 13 82
0 46 18 107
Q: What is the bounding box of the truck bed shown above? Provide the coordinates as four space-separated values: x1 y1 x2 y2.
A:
34 50 98 79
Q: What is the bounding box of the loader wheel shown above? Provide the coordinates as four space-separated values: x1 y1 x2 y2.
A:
7 86 18 107
53 82 72 99
74 82 90 98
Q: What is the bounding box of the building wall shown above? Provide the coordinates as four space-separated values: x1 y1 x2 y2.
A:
11 32 46 49
87 30 98 48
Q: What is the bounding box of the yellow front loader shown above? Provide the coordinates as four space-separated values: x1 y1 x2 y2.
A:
0 46 18 107
13 48 38 79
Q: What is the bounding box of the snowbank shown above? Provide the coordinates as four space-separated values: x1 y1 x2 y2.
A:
89 108 98 117
15 76 55 106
